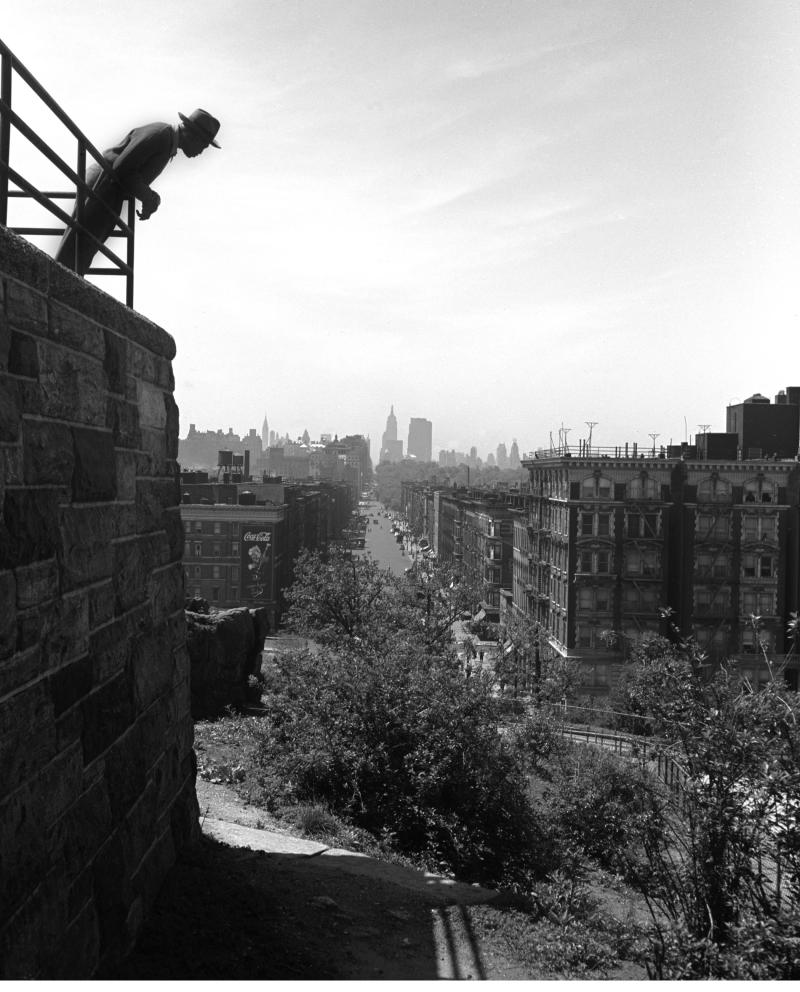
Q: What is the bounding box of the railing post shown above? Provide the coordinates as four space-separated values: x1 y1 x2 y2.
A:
74 139 86 271
0 47 11 226
126 195 135 308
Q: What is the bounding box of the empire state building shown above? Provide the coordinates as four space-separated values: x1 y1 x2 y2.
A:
379 405 403 463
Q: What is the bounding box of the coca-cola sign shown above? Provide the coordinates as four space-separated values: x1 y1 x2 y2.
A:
240 523 273 603
243 530 271 543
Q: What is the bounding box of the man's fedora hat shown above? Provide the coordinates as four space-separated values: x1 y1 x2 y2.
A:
178 108 221 148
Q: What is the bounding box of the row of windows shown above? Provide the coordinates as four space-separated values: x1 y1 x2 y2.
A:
186 565 241 581
185 520 240 536
185 542 241 557
695 513 778 541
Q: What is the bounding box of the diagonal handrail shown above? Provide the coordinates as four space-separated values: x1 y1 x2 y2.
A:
0 36 135 305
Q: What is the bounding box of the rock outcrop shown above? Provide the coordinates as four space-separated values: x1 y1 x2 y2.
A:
186 607 269 718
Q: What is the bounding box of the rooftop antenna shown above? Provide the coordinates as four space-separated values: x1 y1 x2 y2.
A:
585 421 598 456
561 424 571 453
648 432 660 457
698 424 711 434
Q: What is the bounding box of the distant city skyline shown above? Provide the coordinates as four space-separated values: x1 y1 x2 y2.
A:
4 1 797 463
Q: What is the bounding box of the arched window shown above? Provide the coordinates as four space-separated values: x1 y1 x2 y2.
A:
628 474 659 499
743 478 776 504
582 474 612 499
697 475 732 503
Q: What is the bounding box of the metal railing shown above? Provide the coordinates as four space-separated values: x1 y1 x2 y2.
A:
0 37 135 306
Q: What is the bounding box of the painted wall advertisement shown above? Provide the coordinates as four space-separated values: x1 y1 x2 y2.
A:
240 524 273 603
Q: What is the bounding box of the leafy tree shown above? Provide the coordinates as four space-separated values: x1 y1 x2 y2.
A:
496 610 580 703
608 616 800 979
282 546 402 650
254 642 552 886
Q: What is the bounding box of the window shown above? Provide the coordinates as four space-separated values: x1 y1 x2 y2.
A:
628 476 658 499
194 565 201 577
212 565 221 579
232 542 239 555
194 542 201 556
696 513 730 539
628 548 659 576
742 515 777 542
627 512 640 536
231 587 239 601
582 475 612 499
597 514 610 536
184 542 191 557
581 513 594 536
230 567 239 582
213 542 221 555
211 587 220 601
644 513 659 537
698 476 732 503
184 521 191 533
744 479 776 504
194 521 202 533
742 554 773 579
213 521 221 534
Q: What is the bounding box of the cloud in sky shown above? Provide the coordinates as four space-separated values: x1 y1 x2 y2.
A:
3 0 800 456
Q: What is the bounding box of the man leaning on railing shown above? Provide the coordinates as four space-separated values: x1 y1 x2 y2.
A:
55 107 220 275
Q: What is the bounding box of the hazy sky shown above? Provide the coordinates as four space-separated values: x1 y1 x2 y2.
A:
4 0 800 458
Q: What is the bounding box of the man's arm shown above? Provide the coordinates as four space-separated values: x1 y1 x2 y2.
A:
108 123 173 213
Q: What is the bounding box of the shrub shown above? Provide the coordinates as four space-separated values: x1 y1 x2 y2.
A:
542 746 662 875
253 644 553 887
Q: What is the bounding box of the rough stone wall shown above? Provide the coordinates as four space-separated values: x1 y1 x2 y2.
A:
0 228 198 978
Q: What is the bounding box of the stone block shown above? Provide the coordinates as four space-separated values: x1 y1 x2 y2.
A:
88 580 115 630
47 901 100 979
22 419 74 487
102 330 127 396
104 724 146 822
58 505 115 590
3 443 23 485
135 476 179 534
37 344 106 427
8 331 39 378
0 570 16 659
15 558 58 610
111 537 153 615
50 655 93 718
5 279 47 336
80 674 134 765
0 303 10 371
128 344 155 384
163 507 184 562
105 397 141 450
91 832 130 961
137 381 166 429
130 633 175 711
114 450 136 502
0 374 21 442
89 618 133 686
164 394 180 458
0 228 51 293
0 489 61 569
0 867 68 979
0 646 49 699
0 680 57 800
72 427 116 502
149 562 185 625
48 301 104 360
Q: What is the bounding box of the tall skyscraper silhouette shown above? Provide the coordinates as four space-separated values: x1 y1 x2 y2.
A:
408 417 432 462
380 405 403 463
261 413 269 448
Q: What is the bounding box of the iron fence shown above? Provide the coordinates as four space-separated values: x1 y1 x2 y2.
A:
0 36 135 305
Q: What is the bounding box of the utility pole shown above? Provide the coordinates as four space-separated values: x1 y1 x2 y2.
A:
585 421 598 456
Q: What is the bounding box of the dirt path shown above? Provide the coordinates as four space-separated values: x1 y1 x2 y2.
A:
104 778 647 981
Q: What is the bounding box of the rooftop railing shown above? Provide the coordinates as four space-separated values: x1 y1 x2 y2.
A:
0 37 135 306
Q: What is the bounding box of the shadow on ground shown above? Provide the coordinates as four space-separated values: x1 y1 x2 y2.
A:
101 834 498 980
